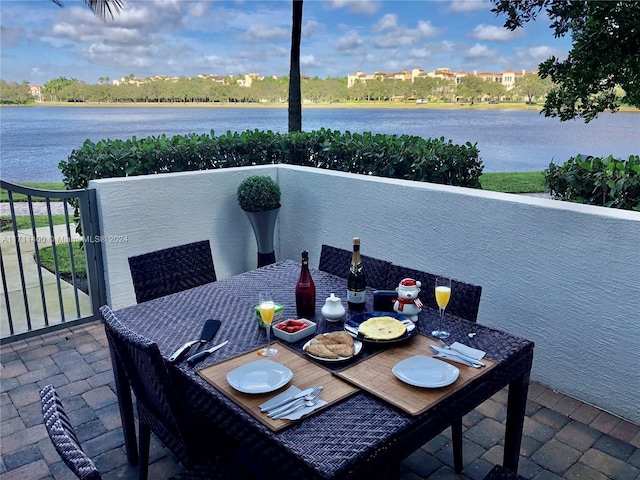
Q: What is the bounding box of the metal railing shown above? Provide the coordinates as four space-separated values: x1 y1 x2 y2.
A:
0 180 106 343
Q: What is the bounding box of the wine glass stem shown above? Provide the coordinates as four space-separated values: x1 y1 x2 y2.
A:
439 308 444 331
266 325 271 350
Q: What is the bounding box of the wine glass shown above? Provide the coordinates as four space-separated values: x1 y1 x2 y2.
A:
259 292 278 356
432 277 452 339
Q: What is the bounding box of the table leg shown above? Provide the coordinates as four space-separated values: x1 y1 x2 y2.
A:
503 357 532 472
110 349 138 465
452 417 463 473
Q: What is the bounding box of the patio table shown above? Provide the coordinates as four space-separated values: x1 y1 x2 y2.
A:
110 260 534 479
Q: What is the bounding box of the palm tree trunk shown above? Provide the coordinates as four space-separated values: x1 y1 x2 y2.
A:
288 0 303 132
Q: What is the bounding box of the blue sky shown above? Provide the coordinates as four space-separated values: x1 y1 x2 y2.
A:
0 0 570 84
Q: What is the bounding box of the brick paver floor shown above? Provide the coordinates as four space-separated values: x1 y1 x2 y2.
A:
1 321 639 480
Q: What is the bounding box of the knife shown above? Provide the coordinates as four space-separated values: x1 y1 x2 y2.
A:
169 319 221 362
186 340 229 364
260 386 321 413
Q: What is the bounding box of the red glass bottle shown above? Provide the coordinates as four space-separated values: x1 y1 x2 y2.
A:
295 250 316 318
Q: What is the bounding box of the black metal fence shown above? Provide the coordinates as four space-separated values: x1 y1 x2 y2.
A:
0 180 106 343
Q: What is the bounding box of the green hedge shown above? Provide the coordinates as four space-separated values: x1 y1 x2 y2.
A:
58 129 483 190
544 154 640 211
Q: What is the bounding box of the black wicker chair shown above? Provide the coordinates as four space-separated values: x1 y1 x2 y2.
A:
386 264 482 473
41 384 102 480
385 264 482 322
101 306 250 480
318 244 391 290
128 240 216 303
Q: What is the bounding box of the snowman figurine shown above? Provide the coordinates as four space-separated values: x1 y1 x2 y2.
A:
393 278 424 322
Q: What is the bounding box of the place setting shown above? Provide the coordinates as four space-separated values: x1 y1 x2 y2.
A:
194 292 359 431
334 276 494 415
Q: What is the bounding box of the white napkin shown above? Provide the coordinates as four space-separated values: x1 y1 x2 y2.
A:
431 342 486 367
259 386 326 420
448 342 485 360
259 385 298 411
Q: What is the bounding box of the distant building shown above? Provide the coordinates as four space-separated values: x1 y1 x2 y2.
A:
29 84 43 102
348 67 538 91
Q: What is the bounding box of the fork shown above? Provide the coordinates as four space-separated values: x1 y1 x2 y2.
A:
271 395 321 420
268 388 322 418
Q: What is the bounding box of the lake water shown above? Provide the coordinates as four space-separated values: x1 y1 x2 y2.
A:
1 106 638 182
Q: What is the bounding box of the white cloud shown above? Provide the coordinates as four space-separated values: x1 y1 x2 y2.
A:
187 2 209 18
469 24 523 42
303 20 321 38
374 14 398 33
373 34 416 49
466 43 496 59
300 54 321 67
371 17 444 49
336 31 363 53
409 47 432 59
417 21 443 38
330 0 382 14
448 0 491 13
514 45 565 66
241 24 289 41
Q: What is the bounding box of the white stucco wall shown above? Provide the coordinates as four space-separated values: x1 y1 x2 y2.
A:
93 165 640 424
92 166 281 308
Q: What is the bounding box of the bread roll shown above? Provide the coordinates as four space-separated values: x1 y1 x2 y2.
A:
304 331 355 358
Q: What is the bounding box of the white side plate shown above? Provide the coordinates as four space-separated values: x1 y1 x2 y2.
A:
226 359 293 394
392 355 460 388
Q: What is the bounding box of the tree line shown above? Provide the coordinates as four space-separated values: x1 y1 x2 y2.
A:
1 73 559 106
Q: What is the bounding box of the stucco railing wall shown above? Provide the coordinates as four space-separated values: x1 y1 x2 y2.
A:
93 165 640 424
92 166 281 309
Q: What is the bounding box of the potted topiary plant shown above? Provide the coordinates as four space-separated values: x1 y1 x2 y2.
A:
237 175 281 267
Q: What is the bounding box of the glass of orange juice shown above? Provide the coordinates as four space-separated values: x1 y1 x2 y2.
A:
432 277 451 339
259 292 278 356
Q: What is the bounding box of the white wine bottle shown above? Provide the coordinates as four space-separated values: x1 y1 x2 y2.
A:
347 238 366 310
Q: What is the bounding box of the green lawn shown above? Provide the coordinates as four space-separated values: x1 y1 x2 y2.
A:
38 242 86 277
0 215 68 232
478 171 546 193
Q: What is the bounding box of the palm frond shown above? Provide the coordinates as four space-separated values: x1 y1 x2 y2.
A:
51 0 124 21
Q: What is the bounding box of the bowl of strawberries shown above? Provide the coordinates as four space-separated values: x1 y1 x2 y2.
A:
272 318 317 343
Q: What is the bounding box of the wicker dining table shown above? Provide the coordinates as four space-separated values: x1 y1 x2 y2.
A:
109 260 534 479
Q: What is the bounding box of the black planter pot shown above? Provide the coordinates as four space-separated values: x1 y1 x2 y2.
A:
244 208 280 268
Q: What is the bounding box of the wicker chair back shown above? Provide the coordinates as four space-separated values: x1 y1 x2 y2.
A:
101 306 195 465
128 240 216 303
101 306 253 479
386 264 482 322
41 384 102 480
318 244 391 290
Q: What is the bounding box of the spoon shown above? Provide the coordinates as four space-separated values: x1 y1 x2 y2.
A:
268 388 322 419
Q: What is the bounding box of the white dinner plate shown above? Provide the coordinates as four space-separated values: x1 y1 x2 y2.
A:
392 355 460 388
226 359 293 394
302 336 363 362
